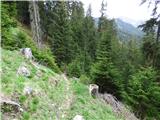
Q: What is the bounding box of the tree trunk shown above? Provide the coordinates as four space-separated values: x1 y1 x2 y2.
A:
29 1 42 48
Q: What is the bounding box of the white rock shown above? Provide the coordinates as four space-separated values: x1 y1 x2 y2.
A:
19 108 24 112
20 48 33 59
89 84 99 97
17 66 30 77
23 86 33 95
73 115 84 120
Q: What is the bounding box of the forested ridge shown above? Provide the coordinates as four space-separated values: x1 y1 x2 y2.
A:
1 0 160 120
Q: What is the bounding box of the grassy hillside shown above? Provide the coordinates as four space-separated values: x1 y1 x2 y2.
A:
1 49 122 120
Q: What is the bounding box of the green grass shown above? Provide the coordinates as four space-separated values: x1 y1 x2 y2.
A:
1 49 122 120
65 80 122 120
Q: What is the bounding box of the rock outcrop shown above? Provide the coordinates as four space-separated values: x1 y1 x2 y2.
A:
0 93 23 112
89 84 99 97
20 48 33 59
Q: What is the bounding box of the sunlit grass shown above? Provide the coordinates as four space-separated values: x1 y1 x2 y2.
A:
1 49 121 120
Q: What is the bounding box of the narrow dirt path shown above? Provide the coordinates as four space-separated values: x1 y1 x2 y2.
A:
61 74 74 119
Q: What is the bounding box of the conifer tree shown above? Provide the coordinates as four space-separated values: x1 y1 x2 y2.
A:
125 67 160 119
49 1 73 66
70 1 84 52
83 4 97 60
16 1 30 25
67 1 86 74
91 1 120 96
79 4 97 74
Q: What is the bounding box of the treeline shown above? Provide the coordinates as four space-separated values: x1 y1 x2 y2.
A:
1 1 160 119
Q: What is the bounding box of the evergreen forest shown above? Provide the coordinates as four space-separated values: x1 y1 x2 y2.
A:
1 0 160 120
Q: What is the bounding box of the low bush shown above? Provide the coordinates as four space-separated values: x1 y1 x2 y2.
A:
2 2 59 72
2 27 60 73
67 58 82 78
79 74 91 84
123 67 160 119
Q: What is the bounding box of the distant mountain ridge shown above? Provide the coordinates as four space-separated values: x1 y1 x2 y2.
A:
115 18 144 41
118 17 144 27
94 17 144 41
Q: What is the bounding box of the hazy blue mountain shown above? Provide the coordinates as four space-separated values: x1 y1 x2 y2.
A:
94 17 99 28
93 18 144 41
118 16 144 27
115 18 144 41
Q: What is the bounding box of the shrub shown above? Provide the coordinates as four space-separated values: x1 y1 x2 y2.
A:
1 2 17 28
32 47 60 73
91 60 121 97
1 2 17 49
67 58 82 78
79 74 91 84
1 2 60 73
124 67 160 119
2 27 60 72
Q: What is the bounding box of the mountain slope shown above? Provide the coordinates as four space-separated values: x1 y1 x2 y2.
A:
94 18 144 41
115 18 144 41
1 49 122 120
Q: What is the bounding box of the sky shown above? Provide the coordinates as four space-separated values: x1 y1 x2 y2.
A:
81 0 160 26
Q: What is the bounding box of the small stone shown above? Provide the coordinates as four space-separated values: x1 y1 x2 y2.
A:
19 108 24 112
73 115 85 120
23 86 33 95
20 48 33 59
17 66 30 77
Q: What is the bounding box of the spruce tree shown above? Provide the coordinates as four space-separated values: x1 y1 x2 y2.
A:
91 1 120 96
48 1 73 67
16 1 30 25
79 4 97 74
70 1 84 52
83 4 97 60
126 67 160 119
67 1 86 75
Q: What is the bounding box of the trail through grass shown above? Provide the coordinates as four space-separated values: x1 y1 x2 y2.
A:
1 49 122 120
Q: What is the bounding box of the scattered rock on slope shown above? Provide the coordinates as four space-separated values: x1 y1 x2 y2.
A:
23 86 33 95
17 65 30 77
89 84 99 97
0 93 23 120
20 48 33 59
73 115 85 120
0 93 23 111
88 84 138 120
100 93 138 120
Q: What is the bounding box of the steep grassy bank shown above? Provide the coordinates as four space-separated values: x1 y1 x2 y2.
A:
1 49 121 120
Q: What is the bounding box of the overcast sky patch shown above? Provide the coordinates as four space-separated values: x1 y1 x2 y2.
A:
81 0 160 26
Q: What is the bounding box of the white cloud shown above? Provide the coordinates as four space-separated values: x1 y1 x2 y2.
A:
81 0 159 22
81 0 101 17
